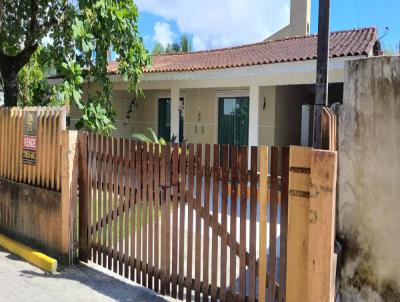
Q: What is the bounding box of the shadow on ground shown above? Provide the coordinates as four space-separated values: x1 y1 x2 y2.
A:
18 262 171 302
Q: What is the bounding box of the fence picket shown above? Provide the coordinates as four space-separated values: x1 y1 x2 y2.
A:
129 140 136 280
136 141 142 282
258 146 269 302
186 144 195 302
107 137 114 270
117 138 124 274
239 146 248 301
194 144 203 302
111 137 118 273
211 144 219 302
10 108 15 181
165 143 172 295
98 135 104 266
171 143 179 298
202 144 211 302
141 141 148 284
229 145 238 301
88 134 96 259
178 143 187 300
249 146 258 302
268 147 279 301
220 145 229 301
93 134 99 264
49 108 55 187
148 143 154 288
160 144 166 295
153 144 160 291
279 147 289 302
102 137 108 267
124 139 130 277
37 108 42 185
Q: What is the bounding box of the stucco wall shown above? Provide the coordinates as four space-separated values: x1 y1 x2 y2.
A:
339 56 400 301
259 86 277 146
72 85 306 147
183 88 218 145
0 178 66 263
274 85 303 146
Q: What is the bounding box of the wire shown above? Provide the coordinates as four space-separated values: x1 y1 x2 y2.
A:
378 26 390 40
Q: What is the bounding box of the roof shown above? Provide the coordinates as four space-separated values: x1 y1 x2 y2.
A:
107 27 377 74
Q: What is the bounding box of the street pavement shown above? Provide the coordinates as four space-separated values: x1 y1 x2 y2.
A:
0 247 176 302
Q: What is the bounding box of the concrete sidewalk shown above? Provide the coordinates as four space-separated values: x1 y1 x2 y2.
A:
0 247 176 302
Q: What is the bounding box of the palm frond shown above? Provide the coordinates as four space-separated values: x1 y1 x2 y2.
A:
132 133 151 143
147 127 159 144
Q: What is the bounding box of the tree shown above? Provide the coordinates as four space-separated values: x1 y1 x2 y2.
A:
18 46 55 106
154 34 193 54
152 43 165 54
0 0 150 134
180 34 192 52
165 42 181 53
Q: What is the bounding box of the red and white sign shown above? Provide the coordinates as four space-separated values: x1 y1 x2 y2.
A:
23 135 37 150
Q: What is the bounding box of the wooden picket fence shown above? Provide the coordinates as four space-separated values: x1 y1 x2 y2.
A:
0 106 67 191
78 133 290 302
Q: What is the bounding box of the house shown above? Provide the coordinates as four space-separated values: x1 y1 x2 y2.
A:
70 0 379 147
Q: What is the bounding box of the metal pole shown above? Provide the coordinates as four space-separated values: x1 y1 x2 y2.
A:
313 0 331 148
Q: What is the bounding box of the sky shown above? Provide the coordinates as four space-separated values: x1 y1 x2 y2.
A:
136 0 400 53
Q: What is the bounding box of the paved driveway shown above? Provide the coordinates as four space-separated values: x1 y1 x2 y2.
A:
0 247 176 302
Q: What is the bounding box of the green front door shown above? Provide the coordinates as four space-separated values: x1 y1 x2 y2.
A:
158 98 171 141
158 98 184 143
218 97 249 146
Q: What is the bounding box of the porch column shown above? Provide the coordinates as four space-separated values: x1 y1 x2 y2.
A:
249 84 260 146
170 87 180 142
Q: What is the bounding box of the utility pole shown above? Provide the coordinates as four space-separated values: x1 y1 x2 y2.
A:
313 0 331 148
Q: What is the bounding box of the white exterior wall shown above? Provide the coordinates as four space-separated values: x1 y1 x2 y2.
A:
69 57 351 145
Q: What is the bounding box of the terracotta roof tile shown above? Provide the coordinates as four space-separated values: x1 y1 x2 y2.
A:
108 27 378 74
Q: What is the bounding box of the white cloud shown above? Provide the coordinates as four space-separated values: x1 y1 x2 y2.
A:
192 36 206 51
136 0 290 51
153 21 175 47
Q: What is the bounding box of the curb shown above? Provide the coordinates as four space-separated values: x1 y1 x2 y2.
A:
0 233 57 273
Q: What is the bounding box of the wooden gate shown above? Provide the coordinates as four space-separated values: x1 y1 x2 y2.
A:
77 133 337 302
77 133 289 301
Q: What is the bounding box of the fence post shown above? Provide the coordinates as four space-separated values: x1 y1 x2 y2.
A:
78 132 89 263
286 146 337 302
286 146 312 302
61 130 79 264
308 149 337 301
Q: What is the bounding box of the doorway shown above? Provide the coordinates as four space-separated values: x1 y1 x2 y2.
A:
158 97 184 143
218 96 249 146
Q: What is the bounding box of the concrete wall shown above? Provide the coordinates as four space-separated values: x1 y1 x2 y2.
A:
339 56 400 301
0 178 66 263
